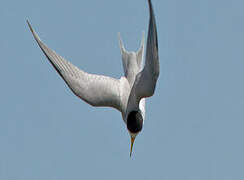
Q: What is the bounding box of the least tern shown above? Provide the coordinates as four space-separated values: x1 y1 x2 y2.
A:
27 0 159 156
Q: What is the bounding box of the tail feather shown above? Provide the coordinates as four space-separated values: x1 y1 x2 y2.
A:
118 33 145 76
136 32 145 70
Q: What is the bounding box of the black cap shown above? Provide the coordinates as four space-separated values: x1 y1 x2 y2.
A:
127 111 143 133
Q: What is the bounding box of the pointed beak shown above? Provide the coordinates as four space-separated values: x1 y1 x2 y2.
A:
130 135 135 157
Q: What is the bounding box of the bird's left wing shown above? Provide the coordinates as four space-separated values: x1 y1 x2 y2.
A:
127 0 159 110
27 21 122 111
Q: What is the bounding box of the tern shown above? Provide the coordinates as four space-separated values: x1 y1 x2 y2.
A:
27 0 159 156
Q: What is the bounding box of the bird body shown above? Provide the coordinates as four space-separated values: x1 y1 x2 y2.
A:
28 0 159 156
118 33 146 123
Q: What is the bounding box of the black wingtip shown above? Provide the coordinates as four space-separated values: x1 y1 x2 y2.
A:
26 20 34 34
26 20 31 29
148 0 153 15
147 0 158 50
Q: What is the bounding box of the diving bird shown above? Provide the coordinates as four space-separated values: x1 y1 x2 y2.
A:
27 0 159 156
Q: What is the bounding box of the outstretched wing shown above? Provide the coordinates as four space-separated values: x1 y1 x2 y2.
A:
27 21 122 111
127 0 159 110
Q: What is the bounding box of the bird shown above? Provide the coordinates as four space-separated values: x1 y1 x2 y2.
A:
27 0 159 157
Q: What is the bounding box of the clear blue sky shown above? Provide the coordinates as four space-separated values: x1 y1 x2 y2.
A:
1 0 244 179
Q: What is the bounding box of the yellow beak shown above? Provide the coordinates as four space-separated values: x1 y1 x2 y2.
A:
130 136 135 157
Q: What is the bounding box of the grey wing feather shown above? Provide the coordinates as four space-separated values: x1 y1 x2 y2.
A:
128 0 159 107
27 21 122 111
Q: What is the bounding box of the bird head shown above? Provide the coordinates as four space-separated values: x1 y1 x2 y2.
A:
126 111 143 157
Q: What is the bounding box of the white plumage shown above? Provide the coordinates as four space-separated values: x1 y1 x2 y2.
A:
28 0 159 156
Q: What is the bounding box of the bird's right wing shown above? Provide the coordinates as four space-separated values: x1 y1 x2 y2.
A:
27 21 122 111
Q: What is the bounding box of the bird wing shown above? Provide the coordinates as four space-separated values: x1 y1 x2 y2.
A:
127 0 159 110
27 21 123 111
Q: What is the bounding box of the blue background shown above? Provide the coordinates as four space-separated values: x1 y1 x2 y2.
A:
1 0 244 179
